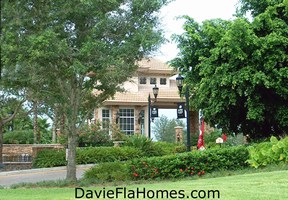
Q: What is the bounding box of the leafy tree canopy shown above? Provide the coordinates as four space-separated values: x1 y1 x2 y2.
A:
153 115 185 143
170 0 288 139
1 0 170 180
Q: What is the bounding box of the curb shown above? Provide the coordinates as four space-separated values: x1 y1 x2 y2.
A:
0 164 95 176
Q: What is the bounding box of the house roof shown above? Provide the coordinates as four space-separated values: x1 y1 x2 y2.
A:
103 89 184 108
137 58 175 75
96 58 184 108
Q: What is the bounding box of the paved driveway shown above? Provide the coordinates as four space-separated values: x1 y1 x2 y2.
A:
0 164 95 188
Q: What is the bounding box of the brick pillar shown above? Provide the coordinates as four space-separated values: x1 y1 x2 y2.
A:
111 106 119 124
134 106 141 134
175 126 184 143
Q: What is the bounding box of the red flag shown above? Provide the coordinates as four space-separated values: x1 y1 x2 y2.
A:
197 117 205 150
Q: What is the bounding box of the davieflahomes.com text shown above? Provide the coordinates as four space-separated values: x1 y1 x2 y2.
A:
75 187 220 199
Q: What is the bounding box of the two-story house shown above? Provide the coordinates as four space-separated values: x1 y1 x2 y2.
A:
93 58 185 137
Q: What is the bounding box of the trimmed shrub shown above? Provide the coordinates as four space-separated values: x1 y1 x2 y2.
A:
84 161 130 181
153 141 186 154
124 135 164 157
33 142 186 168
33 146 143 168
76 147 143 164
130 146 249 180
78 124 112 147
3 130 34 144
33 149 66 168
246 136 288 168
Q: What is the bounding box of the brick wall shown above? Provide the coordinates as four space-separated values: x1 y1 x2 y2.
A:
3 144 64 158
3 144 33 155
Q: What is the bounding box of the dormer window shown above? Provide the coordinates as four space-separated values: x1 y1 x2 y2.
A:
150 77 157 85
160 78 167 85
140 77 147 84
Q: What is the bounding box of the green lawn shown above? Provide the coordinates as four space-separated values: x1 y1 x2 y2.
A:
0 170 287 200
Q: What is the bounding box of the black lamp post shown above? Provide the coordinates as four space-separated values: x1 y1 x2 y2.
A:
176 74 191 152
148 85 159 139
8 111 14 131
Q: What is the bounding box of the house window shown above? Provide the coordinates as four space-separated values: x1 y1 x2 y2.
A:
150 77 157 85
119 108 134 135
139 77 147 84
160 78 167 85
102 109 110 130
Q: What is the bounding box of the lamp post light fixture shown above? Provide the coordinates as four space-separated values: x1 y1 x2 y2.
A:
176 74 191 152
148 85 159 139
8 111 14 131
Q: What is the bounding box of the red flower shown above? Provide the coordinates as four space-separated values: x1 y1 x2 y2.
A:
201 170 205 175
198 171 202 176
133 172 139 177
190 172 194 175
180 168 184 172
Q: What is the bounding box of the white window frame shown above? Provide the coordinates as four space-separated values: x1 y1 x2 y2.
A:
119 108 135 135
101 108 111 130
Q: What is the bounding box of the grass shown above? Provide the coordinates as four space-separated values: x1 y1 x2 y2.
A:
0 169 287 200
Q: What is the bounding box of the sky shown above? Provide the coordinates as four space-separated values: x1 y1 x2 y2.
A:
154 0 239 121
156 0 239 62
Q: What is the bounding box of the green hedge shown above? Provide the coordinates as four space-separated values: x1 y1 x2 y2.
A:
84 161 131 181
247 136 288 168
4 130 34 144
33 142 186 168
129 146 249 179
76 147 143 164
84 146 249 180
33 149 66 168
33 146 142 168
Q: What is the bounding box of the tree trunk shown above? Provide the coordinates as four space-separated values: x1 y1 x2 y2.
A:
52 108 57 143
0 124 3 164
66 129 77 182
33 101 39 144
65 81 80 182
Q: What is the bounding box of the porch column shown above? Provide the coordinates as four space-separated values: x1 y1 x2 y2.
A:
134 106 141 134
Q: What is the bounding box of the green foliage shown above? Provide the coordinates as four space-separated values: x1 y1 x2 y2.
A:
33 146 143 168
33 142 187 168
124 135 161 156
33 149 66 168
77 124 112 147
153 141 186 154
76 147 143 164
247 136 288 168
203 129 222 148
84 161 130 181
3 130 34 144
153 115 185 143
170 0 288 138
130 146 249 180
1 0 170 180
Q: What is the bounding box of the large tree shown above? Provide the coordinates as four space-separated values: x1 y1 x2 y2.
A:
153 115 185 143
0 88 31 164
1 0 170 181
170 0 287 139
